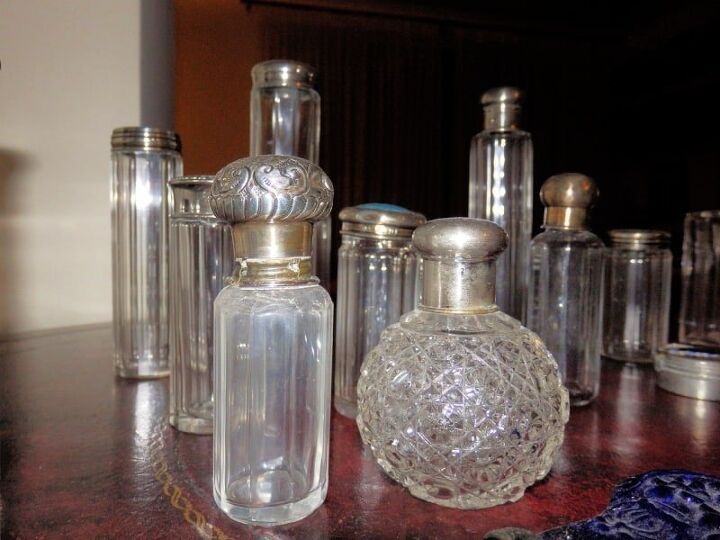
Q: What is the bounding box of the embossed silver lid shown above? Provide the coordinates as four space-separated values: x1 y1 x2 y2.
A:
169 175 215 217
111 127 181 152
609 229 671 248
540 173 599 230
251 60 317 89
481 87 523 131
413 218 508 314
340 203 426 239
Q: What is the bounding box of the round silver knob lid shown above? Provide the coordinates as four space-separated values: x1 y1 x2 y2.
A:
412 217 508 262
481 86 523 106
251 59 317 89
209 155 333 224
540 173 599 209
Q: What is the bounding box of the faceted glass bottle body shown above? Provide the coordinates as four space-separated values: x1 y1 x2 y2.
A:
168 181 234 434
527 228 604 405
250 84 331 289
469 130 533 321
111 142 182 378
357 308 569 509
213 277 333 525
334 235 418 418
603 243 672 363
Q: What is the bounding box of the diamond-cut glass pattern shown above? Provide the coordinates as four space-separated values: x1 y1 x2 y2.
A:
357 308 569 509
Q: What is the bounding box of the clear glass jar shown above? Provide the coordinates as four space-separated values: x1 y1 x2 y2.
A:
111 127 182 378
469 87 533 321
526 174 604 406
357 218 569 509
334 203 425 418
250 60 331 290
168 176 234 434
603 230 672 364
210 155 334 525
679 210 720 348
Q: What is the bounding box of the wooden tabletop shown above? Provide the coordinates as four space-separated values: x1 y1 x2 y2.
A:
1 325 719 539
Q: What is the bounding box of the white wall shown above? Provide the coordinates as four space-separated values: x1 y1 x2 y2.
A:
0 0 174 336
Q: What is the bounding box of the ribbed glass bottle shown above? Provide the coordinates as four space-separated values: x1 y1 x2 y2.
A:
111 127 182 378
334 203 425 418
168 176 234 434
469 87 533 321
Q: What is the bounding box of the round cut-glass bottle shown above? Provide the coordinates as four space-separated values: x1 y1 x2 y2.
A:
357 218 569 509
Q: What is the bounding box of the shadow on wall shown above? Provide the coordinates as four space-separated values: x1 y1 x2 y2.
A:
0 148 32 339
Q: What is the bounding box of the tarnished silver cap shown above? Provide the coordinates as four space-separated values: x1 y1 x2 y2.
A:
609 229 671 248
340 203 426 239
169 176 215 217
111 127 181 152
481 87 523 131
251 59 317 89
413 218 508 314
540 173 599 230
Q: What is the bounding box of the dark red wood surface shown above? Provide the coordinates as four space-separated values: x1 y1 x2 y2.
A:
1 325 719 539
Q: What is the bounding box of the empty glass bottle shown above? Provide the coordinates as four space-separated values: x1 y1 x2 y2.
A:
334 203 425 418
357 218 569 509
469 87 533 321
603 230 672 364
250 59 331 289
168 176 234 434
111 127 182 378
526 173 604 406
210 155 334 525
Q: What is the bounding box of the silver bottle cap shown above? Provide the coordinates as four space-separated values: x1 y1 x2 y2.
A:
339 203 426 239
481 87 523 131
540 173 599 230
251 59 317 89
169 176 215 218
655 344 720 402
111 127 181 152
210 155 333 265
413 218 508 314
609 229 670 248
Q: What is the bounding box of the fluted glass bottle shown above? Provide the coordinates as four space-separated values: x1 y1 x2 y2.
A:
168 176 234 434
603 230 672 364
111 127 182 378
334 203 425 418
469 87 533 321
527 173 604 406
210 156 334 525
250 59 331 289
357 218 569 509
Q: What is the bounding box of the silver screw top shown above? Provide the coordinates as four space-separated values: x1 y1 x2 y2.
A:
251 59 317 89
111 127 181 152
481 87 523 131
540 173 599 230
609 229 671 248
340 203 426 239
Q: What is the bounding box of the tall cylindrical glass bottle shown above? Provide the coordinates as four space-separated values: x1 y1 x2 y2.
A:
111 127 182 378
469 87 533 321
210 155 334 525
250 60 331 289
334 203 425 418
168 176 234 434
526 173 604 406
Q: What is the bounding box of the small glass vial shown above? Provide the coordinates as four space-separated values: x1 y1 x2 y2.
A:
250 59 331 290
168 176 234 434
357 218 569 509
603 230 672 364
111 127 182 378
469 87 533 321
526 173 604 406
334 203 426 418
210 155 334 525
679 210 720 348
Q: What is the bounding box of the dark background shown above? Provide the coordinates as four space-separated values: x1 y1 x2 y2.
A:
176 0 720 333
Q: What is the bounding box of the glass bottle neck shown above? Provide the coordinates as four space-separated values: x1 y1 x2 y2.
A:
420 259 497 314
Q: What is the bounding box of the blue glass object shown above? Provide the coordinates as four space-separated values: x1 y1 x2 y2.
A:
356 202 413 213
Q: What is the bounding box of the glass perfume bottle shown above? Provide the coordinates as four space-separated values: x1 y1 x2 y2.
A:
603 230 672 364
526 173 604 406
469 87 533 321
250 59 331 290
111 127 182 378
334 203 426 418
168 176 234 434
357 218 569 509
210 155 334 525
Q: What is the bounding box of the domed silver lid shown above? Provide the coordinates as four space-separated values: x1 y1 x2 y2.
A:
413 218 508 314
609 229 671 248
111 127 181 152
540 173 599 230
339 203 426 239
251 59 317 89
169 175 215 217
481 86 523 131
